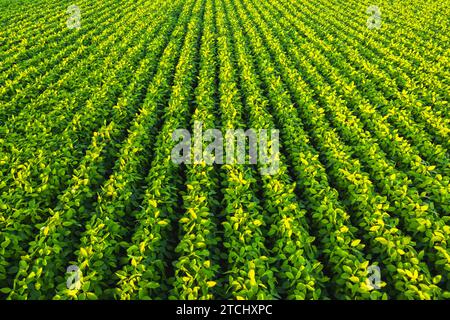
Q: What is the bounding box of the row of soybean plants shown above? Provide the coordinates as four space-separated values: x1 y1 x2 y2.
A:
233 0 446 299
306 0 450 174
51 0 198 300
282 0 450 188
1 0 152 293
314 0 450 125
0 0 116 102
250 0 445 298
26 0 190 299
0 0 73 75
265 0 450 294
343 0 450 145
272 0 450 224
0 0 130 121
210 0 278 300
369 0 450 115
0 0 156 220
168 0 222 300
222 0 329 300
114 0 206 300
275 0 450 154
1 0 187 299
224 0 375 300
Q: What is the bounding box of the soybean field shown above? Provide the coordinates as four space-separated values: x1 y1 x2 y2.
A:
1 0 450 300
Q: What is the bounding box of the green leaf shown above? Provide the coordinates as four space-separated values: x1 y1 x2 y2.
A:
0 287 11 294
80 248 88 257
375 237 388 245
86 292 97 300
351 239 361 247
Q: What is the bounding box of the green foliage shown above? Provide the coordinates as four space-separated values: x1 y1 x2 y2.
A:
0 0 449 300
